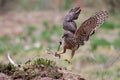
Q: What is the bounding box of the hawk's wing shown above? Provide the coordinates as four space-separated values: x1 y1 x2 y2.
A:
74 11 108 44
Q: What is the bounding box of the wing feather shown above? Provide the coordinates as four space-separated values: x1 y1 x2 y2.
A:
74 11 108 44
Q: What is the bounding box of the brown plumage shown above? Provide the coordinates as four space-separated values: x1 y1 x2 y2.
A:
56 7 108 63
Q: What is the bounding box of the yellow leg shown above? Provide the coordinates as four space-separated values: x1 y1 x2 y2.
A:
57 40 62 51
65 58 72 64
64 49 75 64
55 46 67 58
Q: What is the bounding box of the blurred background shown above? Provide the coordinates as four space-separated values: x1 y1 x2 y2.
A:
0 0 120 80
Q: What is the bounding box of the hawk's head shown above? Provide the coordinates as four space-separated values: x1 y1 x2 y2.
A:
64 7 81 22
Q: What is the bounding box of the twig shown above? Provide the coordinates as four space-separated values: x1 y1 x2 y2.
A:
7 53 18 67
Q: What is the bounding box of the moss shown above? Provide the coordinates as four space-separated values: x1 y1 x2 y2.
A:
0 63 16 75
32 58 56 67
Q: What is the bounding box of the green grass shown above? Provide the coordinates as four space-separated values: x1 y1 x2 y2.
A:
91 69 112 79
8 43 23 55
63 0 73 10
101 22 120 29
42 20 49 28
91 38 111 51
0 36 11 54
38 24 63 41
0 38 23 54
118 31 120 37
115 67 120 78
0 36 11 43
90 66 120 80
38 29 52 41
112 38 120 49
0 42 8 54
80 53 108 64
32 58 56 67
26 25 37 36
93 53 108 63
0 23 63 54
51 24 63 36
80 55 95 64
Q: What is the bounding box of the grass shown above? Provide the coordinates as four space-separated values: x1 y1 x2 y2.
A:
101 21 120 29
26 25 37 36
63 0 73 10
38 29 52 41
21 0 74 10
32 58 56 67
0 36 11 54
42 20 49 28
112 38 120 49
38 24 63 41
0 23 63 54
80 53 108 64
0 36 11 42
48 43 59 51
91 38 111 51
0 40 23 55
0 25 38 54
9 43 23 55
0 42 8 54
91 69 112 79
93 53 108 63
51 24 63 36
89 66 120 80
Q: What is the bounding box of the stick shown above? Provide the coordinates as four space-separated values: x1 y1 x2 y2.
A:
7 53 18 67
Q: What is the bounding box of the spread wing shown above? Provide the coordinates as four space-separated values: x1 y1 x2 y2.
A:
74 11 108 44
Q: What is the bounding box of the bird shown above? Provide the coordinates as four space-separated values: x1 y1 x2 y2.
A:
55 7 108 63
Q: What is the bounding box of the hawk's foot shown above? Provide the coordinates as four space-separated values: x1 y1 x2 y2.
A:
55 52 61 59
64 59 72 64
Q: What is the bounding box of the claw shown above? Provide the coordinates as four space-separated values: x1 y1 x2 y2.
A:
64 59 72 64
55 52 61 59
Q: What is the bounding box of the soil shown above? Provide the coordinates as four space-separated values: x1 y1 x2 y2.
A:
0 58 85 80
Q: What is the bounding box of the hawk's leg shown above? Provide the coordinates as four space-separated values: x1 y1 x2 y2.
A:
57 40 62 51
55 46 67 58
65 49 75 63
71 49 76 59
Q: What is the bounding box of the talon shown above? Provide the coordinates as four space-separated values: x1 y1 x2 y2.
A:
64 59 72 64
55 52 61 59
